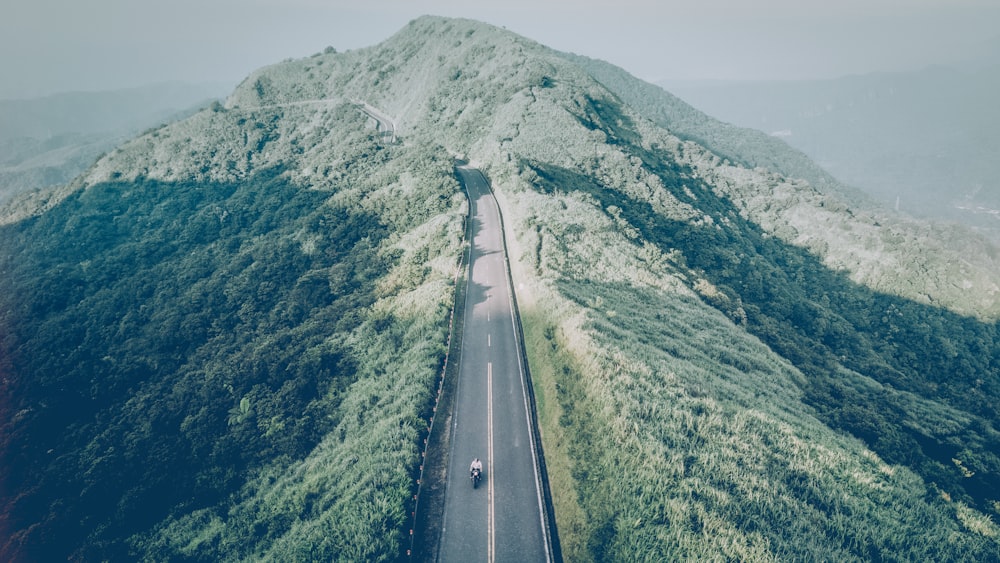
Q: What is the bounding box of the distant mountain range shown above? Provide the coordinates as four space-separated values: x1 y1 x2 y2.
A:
1 16 998 561
662 62 1000 235
0 82 231 202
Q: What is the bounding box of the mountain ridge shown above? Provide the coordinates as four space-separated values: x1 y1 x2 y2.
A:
2 15 999 561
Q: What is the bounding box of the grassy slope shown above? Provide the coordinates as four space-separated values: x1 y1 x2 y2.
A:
498 166 1000 559
565 53 1000 321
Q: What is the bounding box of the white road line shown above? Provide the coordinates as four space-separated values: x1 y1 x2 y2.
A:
447 166 551 562
487 361 495 563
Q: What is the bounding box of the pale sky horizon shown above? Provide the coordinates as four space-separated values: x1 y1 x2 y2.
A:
2 0 998 100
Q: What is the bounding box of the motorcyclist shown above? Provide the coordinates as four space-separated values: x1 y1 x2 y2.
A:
470 457 483 477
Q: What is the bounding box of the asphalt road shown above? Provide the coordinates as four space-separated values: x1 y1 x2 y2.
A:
356 101 396 143
437 166 553 562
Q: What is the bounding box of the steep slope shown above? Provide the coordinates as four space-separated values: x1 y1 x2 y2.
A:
560 53 1000 320
2 15 999 561
560 53 848 198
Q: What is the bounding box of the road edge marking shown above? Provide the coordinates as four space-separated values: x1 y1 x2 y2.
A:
487 361 496 563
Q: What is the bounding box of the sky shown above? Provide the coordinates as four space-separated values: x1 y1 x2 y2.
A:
2 0 999 100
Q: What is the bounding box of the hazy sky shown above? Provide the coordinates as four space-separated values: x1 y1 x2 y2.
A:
2 0 998 99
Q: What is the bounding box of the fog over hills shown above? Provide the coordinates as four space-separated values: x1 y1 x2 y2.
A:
2 16 999 561
663 60 1000 235
0 82 230 203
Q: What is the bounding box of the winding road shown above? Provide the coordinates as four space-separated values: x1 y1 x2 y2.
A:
436 166 554 562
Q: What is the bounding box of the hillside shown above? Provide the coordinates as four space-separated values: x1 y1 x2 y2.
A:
2 16 999 561
662 65 1000 235
0 92 467 559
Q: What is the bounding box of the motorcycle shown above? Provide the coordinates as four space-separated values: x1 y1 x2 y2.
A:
471 467 482 488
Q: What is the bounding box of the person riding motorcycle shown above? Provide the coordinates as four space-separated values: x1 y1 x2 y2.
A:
470 458 483 477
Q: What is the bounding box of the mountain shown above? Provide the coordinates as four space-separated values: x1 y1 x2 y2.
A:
2 16 999 561
661 64 1000 235
0 82 232 203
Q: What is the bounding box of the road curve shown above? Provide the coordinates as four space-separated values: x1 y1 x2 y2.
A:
355 101 397 143
436 166 554 562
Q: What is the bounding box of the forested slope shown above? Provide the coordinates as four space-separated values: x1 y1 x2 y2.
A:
0 101 465 560
562 51 1000 321
1 15 999 561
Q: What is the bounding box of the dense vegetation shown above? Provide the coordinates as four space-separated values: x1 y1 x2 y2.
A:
0 104 465 560
530 93 1000 503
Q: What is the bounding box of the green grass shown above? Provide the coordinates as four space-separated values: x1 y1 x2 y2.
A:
521 273 999 560
487 96 1000 557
